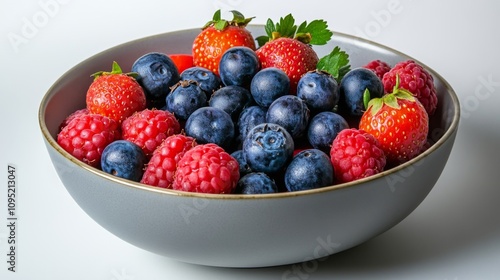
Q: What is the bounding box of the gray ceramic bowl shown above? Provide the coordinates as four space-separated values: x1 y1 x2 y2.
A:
39 26 460 268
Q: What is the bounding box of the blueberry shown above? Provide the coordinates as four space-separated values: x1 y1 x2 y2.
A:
307 111 349 154
235 172 278 194
209 85 253 121
231 150 253 176
266 95 310 139
284 149 333 192
180 66 221 97
297 70 339 113
185 107 235 150
339 67 384 116
165 80 207 121
237 105 267 142
250 67 290 108
242 123 294 174
219 46 260 88
101 140 148 182
132 52 180 106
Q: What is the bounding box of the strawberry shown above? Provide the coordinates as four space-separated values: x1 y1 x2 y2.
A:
169 54 194 74
255 14 333 93
359 76 429 164
86 61 146 124
192 10 256 76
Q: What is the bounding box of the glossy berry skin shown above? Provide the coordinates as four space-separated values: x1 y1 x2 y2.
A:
165 80 207 121
242 123 294 174
330 128 386 183
209 85 253 121
218 46 260 87
237 105 267 142
180 66 221 97
57 113 120 168
339 67 384 117
173 143 240 194
382 60 438 115
121 109 180 157
307 111 349 154
86 67 146 124
363 59 391 80
256 37 319 94
184 107 235 150
101 140 148 182
250 67 290 108
230 150 253 176
297 70 339 113
285 149 333 192
266 95 310 139
140 134 196 188
132 52 180 105
359 88 429 164
235 172 278 194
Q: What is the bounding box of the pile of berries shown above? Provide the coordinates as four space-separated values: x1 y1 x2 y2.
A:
57 10 438 194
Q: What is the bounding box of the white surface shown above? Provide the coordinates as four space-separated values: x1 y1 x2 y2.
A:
1 0 499 279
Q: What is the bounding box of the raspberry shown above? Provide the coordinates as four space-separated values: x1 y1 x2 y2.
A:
121 109 181 157
330 128 386 183
363 59 391 80
59 108 89 132
57 113 120 168
173 143 240 194
382 60 438 115
140 134 196 188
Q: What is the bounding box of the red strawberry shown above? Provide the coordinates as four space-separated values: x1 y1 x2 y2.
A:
192 10 256 76
169 54 194 74
140 134 197 188
359 76 429 164
173 143 240 194
86 61 146 123
121 108 181 157
255 14 333 93
382 60 438 115
57 113 120 168
330 128 386 183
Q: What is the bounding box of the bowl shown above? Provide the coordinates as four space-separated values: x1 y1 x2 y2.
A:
38 25 460 268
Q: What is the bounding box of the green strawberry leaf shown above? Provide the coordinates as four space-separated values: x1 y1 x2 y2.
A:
203 9 253 30
297 19 332 45
317 46 351 82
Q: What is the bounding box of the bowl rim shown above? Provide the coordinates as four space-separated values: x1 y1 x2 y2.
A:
38 27 461 200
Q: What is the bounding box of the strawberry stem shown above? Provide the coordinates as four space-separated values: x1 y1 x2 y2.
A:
203 9 254 30
90 61 138 80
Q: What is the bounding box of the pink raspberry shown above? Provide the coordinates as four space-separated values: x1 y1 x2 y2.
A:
140 134 197 188
330 128 386 183
173 143 240 194
59 108 89 132
382 60 438 115
121 108 180 157
57 113 120 168
363 59 391 80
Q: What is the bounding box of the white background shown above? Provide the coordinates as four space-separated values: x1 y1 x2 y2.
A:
1 0 500 279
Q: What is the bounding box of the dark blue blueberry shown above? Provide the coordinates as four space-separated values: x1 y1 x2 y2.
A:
266 95 310 139
100 140 148 182
209 85 253 121
284 149 333 192
242 123 294 174
339 67 384 116
235 172 278 194
231 150 253 176
250 67 290 108
165 80 207 121
237 105 267 142
132 52 180 106
180 66 221 97
297 70 339 113
185 107 235 150
219 46 260 88
307 111 349 154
